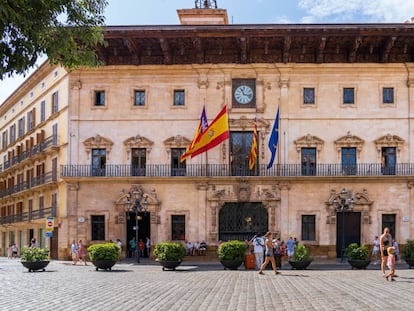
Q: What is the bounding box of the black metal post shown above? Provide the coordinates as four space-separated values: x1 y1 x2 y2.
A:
135 205 140 263
341 205 346 263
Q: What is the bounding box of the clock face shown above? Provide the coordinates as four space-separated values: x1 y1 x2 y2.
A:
234 85 254 104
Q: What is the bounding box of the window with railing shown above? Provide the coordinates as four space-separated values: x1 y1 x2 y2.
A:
92 149 106 176
171 215 185 241
301 215 316 241
91 215 105 240
171 148 186 176
301 148 316 176
131 148 146 176
341 147 357 175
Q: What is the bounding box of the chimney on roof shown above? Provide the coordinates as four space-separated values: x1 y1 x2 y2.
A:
177 1 228 25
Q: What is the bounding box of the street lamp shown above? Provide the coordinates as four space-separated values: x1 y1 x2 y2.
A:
333 188 355 263
124 187 148 263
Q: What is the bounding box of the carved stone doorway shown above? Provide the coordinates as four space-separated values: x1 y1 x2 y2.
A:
219 202 267 242
336 212 361 258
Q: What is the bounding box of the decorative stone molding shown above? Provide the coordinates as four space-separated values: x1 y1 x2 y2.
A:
70 80 82 90
163 135 191 148
83 135 114 160
374 134 404 155
229 116 270 132
334 132 364 158
325 188 373 224
123 135 154 160
294 134 324 158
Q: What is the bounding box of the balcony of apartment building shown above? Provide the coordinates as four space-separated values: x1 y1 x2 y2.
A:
60 162 414 178
0 131 59 176
0 204 57 225
0 171 58 199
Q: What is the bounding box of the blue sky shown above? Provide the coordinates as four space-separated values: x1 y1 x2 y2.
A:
1 0 414 103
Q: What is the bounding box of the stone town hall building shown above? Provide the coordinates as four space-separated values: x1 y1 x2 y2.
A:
1 2 414 259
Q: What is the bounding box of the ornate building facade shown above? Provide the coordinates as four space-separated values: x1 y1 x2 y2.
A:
1 4 414 259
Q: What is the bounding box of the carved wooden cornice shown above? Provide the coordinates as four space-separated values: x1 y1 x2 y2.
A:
101 25 414 66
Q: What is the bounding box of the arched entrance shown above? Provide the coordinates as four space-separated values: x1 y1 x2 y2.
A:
219 202 267 241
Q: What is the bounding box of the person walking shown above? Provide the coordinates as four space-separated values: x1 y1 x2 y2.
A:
77 240 87 266
71 240 78 265
380 227 392 276
385 246 396 281
286 237 295 260
145 237 151 258
258 232 279 275
129 237 137 258
392 239 400 263
253 234 265 269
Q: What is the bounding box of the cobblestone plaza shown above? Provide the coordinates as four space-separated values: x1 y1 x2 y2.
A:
1 258 414 311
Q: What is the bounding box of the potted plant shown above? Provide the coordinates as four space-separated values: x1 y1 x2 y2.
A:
288 244 313 270
20 247 50 272
345 243 370 269
403 239 414 268
87 243 121 271
217 240 247 270
153 242 186 271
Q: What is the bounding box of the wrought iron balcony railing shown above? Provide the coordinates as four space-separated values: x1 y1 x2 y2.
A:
0 135 58 174
0 171 57 198
60 163 414 178
0 205 56 225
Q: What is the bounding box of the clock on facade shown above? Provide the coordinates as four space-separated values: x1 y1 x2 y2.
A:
232 79 256 107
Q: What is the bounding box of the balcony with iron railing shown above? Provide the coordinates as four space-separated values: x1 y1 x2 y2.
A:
0 205 57 225
60 163 414 178
0 172 57 198
0 135 58 174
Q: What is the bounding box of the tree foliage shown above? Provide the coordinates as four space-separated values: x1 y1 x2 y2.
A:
0 0 108 79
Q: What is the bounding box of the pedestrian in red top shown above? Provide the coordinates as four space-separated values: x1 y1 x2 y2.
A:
138 239 145 257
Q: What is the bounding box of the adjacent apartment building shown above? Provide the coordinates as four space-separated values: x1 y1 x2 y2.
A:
1 3 414 259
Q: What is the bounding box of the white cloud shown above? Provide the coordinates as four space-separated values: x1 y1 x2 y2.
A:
299 0 414 22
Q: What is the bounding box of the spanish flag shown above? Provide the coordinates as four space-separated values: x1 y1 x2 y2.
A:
190 106 230 159
180 106 209 162
249 117 257 170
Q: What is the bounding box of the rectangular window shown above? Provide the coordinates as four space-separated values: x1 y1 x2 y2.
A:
91 215 105 241
383 87 394 104
303 88 315 105
381 147 396 175
343 88 355 104
173 90 185 106
40 100 46 122
2 130 8 149
341 147 357 175
382 214 396 237
171 148 186 176
27 108 35 130
9 125 16 144
301 148 316 176
134 90 146 106
51 91 59 114
92 148 106 176
131 148 146 176
171 215 185 241
301 215 316 241
94 91 106 106
18 117 25 138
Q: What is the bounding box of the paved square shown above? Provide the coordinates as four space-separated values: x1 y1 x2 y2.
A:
1 258 413 311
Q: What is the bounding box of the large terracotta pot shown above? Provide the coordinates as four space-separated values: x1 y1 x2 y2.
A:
92 260 117 271
220 259 243 270
288 260 313 270
157 260 182 271
21 261 50 272
348 259 371 270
